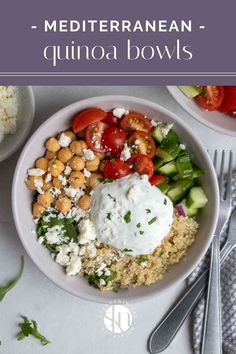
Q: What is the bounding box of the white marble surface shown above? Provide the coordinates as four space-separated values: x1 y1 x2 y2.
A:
0 86 236 354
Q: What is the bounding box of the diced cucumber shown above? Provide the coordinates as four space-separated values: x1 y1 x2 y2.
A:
192 163 204 178
158 182 170 194
157 130 181 162
172 173 181 181
178 86 201 99
167 179 194 202
182 199 199 218
158 161 178 177
152 126 164 143
153 156 165 171
176 153 193 179
186 187 208 209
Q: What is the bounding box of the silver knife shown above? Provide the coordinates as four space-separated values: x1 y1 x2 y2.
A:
148 208 236 354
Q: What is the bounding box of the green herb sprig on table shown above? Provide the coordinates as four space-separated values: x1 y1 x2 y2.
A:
17 316 50 345
0 256 24 302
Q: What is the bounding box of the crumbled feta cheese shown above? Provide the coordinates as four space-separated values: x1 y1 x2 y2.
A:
45 173 52 183
99 278 106 286
68 242 80 256
64 187 84 201
86 243 97 258
83 148 95 161
28 168 45 177
50 187 61 198
104 269 111 276
151 119 158 127
96 263 107 275
58 175 67 186
78 219 97 244
83 168 91 178
45 225 65 245
38 236 44 245
120 143 131 161
66 255 82 276
134 139 140 146
33 179 44 194
79 246 86 256
56 253 70 266
161 123 173 137
112 107 128 118
180 144 186 150
64 165 72 175
66 206 87 222
59 133 72 147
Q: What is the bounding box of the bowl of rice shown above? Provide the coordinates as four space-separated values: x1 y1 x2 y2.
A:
0 86 35 162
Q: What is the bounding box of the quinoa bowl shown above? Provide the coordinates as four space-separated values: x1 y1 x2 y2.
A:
12 96 219 303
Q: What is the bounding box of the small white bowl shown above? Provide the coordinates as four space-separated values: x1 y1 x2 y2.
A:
0 86 35 162
167 86 236 137
12 96 219 303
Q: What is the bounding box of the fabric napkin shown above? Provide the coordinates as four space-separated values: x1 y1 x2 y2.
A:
188 175 236 354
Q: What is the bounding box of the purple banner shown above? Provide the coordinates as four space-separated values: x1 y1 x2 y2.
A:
1 0 236 84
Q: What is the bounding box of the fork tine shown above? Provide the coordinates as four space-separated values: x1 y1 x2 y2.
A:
219 150 225 199
213 150 218 172
225 150 233 201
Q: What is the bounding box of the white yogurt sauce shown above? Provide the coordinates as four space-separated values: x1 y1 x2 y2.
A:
90 173 173 256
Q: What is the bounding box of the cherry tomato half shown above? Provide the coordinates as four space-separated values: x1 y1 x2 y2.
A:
103 112 119 126
103 158 131 179
85 121 107 153
218 86 236 113
127 154 154 178
195 86 224 111
102 126 126 155
149 174 167 186
73 108 107 133
128 131 156 159
120 112 153 132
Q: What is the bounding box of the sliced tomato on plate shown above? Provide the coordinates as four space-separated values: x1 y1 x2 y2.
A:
120 112 152 132
195 86 224 111
73 108 107 133
127 154 154 178
149 174 167 186
103 158 131 179
103 112 119 126
128 131 156 159
85 121 107 153
102 126 126 155
218 86 236 113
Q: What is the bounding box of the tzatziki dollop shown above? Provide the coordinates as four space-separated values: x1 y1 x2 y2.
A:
90 173 173 256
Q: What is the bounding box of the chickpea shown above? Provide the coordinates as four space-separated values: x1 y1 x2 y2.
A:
59 130 76 142
32 203 45 218
86 173 102 188
55 196 72 213
95 152 105 160
69 156 85 171
57 147 73 163
45 150 57 160
37 190 53 208
48 159 65 177
85 156 100 171
42 182 52 191
78 194 91 210
35 157 49 171
45 137 60 153
52 177 63 189
69 171 85 188
99 160 107 172
78 140 88 150
70 141 83 156
27 176 44 191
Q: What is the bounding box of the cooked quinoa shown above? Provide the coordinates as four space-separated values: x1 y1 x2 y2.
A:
81 214 198 291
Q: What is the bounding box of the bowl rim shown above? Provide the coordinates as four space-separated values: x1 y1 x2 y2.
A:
0 86 35 162
167 85 236 137
12 95 219 303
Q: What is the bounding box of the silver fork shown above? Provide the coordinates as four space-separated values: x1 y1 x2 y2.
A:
201 150 233 354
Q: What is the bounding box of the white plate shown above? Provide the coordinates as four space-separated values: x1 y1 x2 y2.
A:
167 86 236 137
12 95 219 303
0 86 35 162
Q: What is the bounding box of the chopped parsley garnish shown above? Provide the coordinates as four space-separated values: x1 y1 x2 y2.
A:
107 193 116 202
106 212 112 220
0 256 24 302
122 248 133 252
103 178 113 184
164 198 167 205
146 209 151 214
136 223 141 228
88 271 117 288
17 316 50 345
137 255 148 264
159 251 164 257
124 210 131 223
148 217 157 225
139 231 144 235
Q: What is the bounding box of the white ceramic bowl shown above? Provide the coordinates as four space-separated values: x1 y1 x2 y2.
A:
0 86 35 162
12 96 219 303
167 86 236 137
